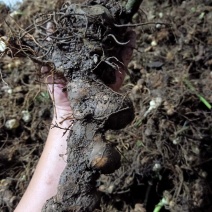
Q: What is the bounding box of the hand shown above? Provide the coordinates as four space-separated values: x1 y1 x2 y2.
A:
110 30 136 91
41 66 72 122
41 64 127 124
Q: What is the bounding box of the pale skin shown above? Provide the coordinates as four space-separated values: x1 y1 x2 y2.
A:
15 31 135 212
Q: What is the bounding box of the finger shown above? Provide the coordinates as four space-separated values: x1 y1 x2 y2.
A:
41 66 66 83
110 31 136 91
121 30 136 66
109 67 126 92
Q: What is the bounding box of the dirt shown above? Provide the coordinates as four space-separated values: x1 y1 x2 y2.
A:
0 0 212 212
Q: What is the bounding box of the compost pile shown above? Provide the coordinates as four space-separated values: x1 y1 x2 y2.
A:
0 0 212 212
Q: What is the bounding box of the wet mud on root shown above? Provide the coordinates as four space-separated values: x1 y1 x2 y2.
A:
3 0 136 211
0 0 212 211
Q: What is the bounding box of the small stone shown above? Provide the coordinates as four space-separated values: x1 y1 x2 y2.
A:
7 88 12 94
13 86 23 93
158 12 163 18
93 54 98 64
21 110 31 123
107 184 114 193
5 119 19 129
156 24 161 29
151 40 157 46
152 163 162 172
98 185 106 192
0 37 6 52
173 137 180 145
147 61 164 69
1 85 12 94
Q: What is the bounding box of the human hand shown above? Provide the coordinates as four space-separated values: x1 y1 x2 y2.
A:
41 67 73 127
109 30 136 91
41 62 127 123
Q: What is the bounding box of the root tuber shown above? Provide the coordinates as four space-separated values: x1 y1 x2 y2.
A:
2 0 142 211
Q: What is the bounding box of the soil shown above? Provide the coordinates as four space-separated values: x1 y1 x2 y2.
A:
0 0 212 212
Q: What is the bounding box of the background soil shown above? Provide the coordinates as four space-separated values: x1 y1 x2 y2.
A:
0 0 212 211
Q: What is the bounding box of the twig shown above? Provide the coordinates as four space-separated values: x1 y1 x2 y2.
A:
0 67 9 87
114 22 170 28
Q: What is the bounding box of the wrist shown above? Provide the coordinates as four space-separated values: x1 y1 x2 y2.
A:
52 107 74 128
